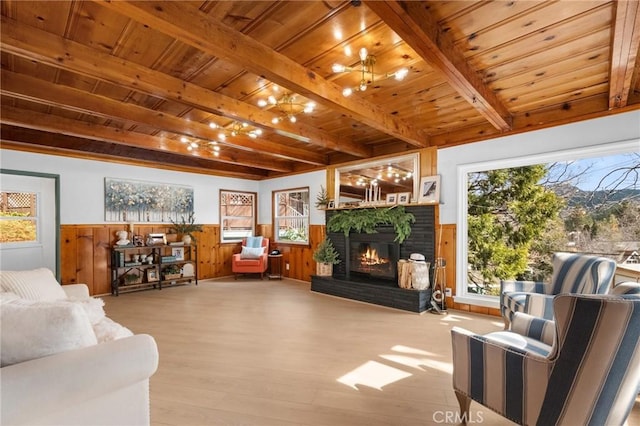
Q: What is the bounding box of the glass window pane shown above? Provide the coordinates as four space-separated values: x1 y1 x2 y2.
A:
0 191 38 243
220 191 255 243
273 188 309 245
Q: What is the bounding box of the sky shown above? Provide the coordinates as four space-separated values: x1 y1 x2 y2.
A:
550 152 640 191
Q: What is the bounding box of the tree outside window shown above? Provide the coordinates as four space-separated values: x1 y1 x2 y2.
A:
466 151 639 297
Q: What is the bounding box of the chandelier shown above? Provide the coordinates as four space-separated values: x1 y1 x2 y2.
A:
209 121 263 139
332 47 408 97
257 93 316 124
180 136 221 157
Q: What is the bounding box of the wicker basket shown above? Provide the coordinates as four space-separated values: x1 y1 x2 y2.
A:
163 273 181 280
316 263 333 276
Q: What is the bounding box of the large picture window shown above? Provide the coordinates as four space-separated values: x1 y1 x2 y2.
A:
456 140 639 308
274 187 309 245
220 190 256 243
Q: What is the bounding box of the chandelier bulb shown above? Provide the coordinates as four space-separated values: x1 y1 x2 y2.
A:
394 68 409 81
209 122 217 129
332 63 346 73
257 99 267 107
359 47 368 62
272 117 280 124
342 87 353 97
268 95 277 105
359 81 368 92
289 115 297 123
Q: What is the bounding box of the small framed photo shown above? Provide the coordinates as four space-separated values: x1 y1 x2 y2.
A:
419 175 441 204
146 268 159 282
146 233 167 246
327 200 335 209
171 247 185 261
386 193 397 205
397 192 411 204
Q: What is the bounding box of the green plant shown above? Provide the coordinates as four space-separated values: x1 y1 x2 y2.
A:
327 205 415 243
169 212 203 239
312 238 341 264
162 264 181 275
315 185 329 208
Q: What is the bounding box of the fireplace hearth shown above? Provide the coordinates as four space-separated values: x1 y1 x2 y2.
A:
311 205 436 313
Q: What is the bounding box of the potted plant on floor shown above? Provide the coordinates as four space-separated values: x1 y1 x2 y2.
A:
312 237 340 276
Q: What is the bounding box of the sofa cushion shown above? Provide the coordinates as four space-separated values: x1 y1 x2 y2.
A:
240 246 265 259
0 298 97 367
0 268 67 301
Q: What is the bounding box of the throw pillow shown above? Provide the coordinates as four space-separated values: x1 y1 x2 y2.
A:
0 299 97 367
0 268 67 301
245 236 263 248
240 246 265 259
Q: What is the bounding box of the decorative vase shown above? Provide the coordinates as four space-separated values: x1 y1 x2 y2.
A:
181 234 192 245
316 263 333 276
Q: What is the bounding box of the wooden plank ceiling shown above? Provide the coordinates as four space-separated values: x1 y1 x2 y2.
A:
1 1 639 179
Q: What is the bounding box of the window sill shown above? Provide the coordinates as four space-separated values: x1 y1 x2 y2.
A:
453 295 499 309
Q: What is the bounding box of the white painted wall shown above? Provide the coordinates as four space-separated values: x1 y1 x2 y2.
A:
0 150 259 224
438 110 640 224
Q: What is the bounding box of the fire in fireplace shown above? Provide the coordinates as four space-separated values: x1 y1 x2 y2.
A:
349 239 399 282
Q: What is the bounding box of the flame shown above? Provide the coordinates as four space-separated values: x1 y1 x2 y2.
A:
360 247 388 266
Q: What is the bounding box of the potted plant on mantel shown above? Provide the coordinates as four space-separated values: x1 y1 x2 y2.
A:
169 212 203 245
312 237 341 276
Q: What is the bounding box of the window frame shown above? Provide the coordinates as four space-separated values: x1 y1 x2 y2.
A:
0 190 40 247
273 186 310 246
219 189 257 244
455 139 639 309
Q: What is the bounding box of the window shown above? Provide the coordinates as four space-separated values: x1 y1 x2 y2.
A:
0 191 38 244
456 141 639 308
220 190 256 243
273 187 309 245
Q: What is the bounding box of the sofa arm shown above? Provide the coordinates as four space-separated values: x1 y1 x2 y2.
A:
0 334 158 425
62 283 90 299
523 293 555 320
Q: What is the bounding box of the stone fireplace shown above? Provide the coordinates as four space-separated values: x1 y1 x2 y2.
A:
311 205 435 313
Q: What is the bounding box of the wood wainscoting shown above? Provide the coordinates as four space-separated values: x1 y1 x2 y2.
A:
61 224 325 296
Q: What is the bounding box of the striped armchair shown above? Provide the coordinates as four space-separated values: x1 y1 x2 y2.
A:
451 293 640 425
500 252 616 328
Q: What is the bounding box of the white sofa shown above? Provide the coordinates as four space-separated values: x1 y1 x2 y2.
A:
0 269 159 426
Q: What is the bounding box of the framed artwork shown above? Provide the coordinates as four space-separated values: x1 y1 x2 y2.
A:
104 177 194 223
386 193 397 204
397 192 411 205
419 175 441 204
146 269 159 282
171 247 185 261
146 233 166 246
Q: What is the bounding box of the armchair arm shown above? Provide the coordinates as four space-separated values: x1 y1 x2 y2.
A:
523 293 555 320
500 279 547 294
0 334 158 425
62 283 90 299
511 312 555 346
451 327 551 426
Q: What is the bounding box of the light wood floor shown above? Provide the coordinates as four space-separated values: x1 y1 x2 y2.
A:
103 278 640 426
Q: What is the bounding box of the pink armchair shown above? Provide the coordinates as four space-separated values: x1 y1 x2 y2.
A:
232 237 269 279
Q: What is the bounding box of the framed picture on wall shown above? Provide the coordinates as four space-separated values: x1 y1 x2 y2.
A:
397 192 411 205
386 193 397 205
418 175 440 204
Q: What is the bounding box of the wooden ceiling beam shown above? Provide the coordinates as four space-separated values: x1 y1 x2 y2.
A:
93 0 429 148
0 105 293 173
0 16 362 159
1 125 268 179
366 1 512 132
0 69 326 166
609 0 640 109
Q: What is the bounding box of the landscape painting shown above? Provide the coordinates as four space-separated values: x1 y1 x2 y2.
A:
105 178 193 223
